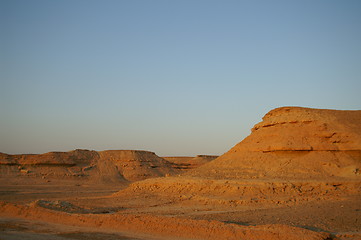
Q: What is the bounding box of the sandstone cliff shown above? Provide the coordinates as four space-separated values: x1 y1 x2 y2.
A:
189 107 361 180
235 107 361 152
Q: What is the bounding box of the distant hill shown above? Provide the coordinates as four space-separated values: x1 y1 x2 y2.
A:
0 149 177 182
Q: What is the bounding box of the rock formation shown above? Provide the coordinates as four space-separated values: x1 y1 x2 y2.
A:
0 149 177 182
189 107 361 180
98 150 176 181
235 106 361 152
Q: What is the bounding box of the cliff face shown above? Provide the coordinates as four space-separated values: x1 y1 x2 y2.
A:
189 107 361 180
233 107 361 152
0 149 177 182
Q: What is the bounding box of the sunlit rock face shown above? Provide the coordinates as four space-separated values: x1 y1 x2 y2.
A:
189 107 361 180
234 107 361 152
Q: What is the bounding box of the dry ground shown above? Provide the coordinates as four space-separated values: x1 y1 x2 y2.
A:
1 175 360 240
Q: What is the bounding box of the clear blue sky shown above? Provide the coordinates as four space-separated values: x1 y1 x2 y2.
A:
1 0 361 156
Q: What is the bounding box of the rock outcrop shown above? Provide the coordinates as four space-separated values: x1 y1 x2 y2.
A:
235 107 361 152
189 107 361 180
98 150 176 181
0 149 177 182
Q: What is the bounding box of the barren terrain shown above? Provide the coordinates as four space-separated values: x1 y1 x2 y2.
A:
1 107 360 240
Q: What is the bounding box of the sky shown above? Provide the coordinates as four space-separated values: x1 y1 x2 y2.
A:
1 0 361 156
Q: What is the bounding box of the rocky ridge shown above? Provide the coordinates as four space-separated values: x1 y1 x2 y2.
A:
0 149 177 182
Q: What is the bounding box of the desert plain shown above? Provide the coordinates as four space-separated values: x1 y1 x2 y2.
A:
0 106 360 240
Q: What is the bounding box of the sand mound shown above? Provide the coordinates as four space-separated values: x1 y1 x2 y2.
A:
189 107 361 180
0 149 177 182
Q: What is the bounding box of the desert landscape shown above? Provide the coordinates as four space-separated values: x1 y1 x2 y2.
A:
0 106 360 240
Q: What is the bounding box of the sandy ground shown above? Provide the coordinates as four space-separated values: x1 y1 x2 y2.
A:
0 217 159 240
1 176 360 240
0 177 167 240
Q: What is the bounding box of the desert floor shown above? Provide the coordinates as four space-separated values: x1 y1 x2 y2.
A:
1 175 360 240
